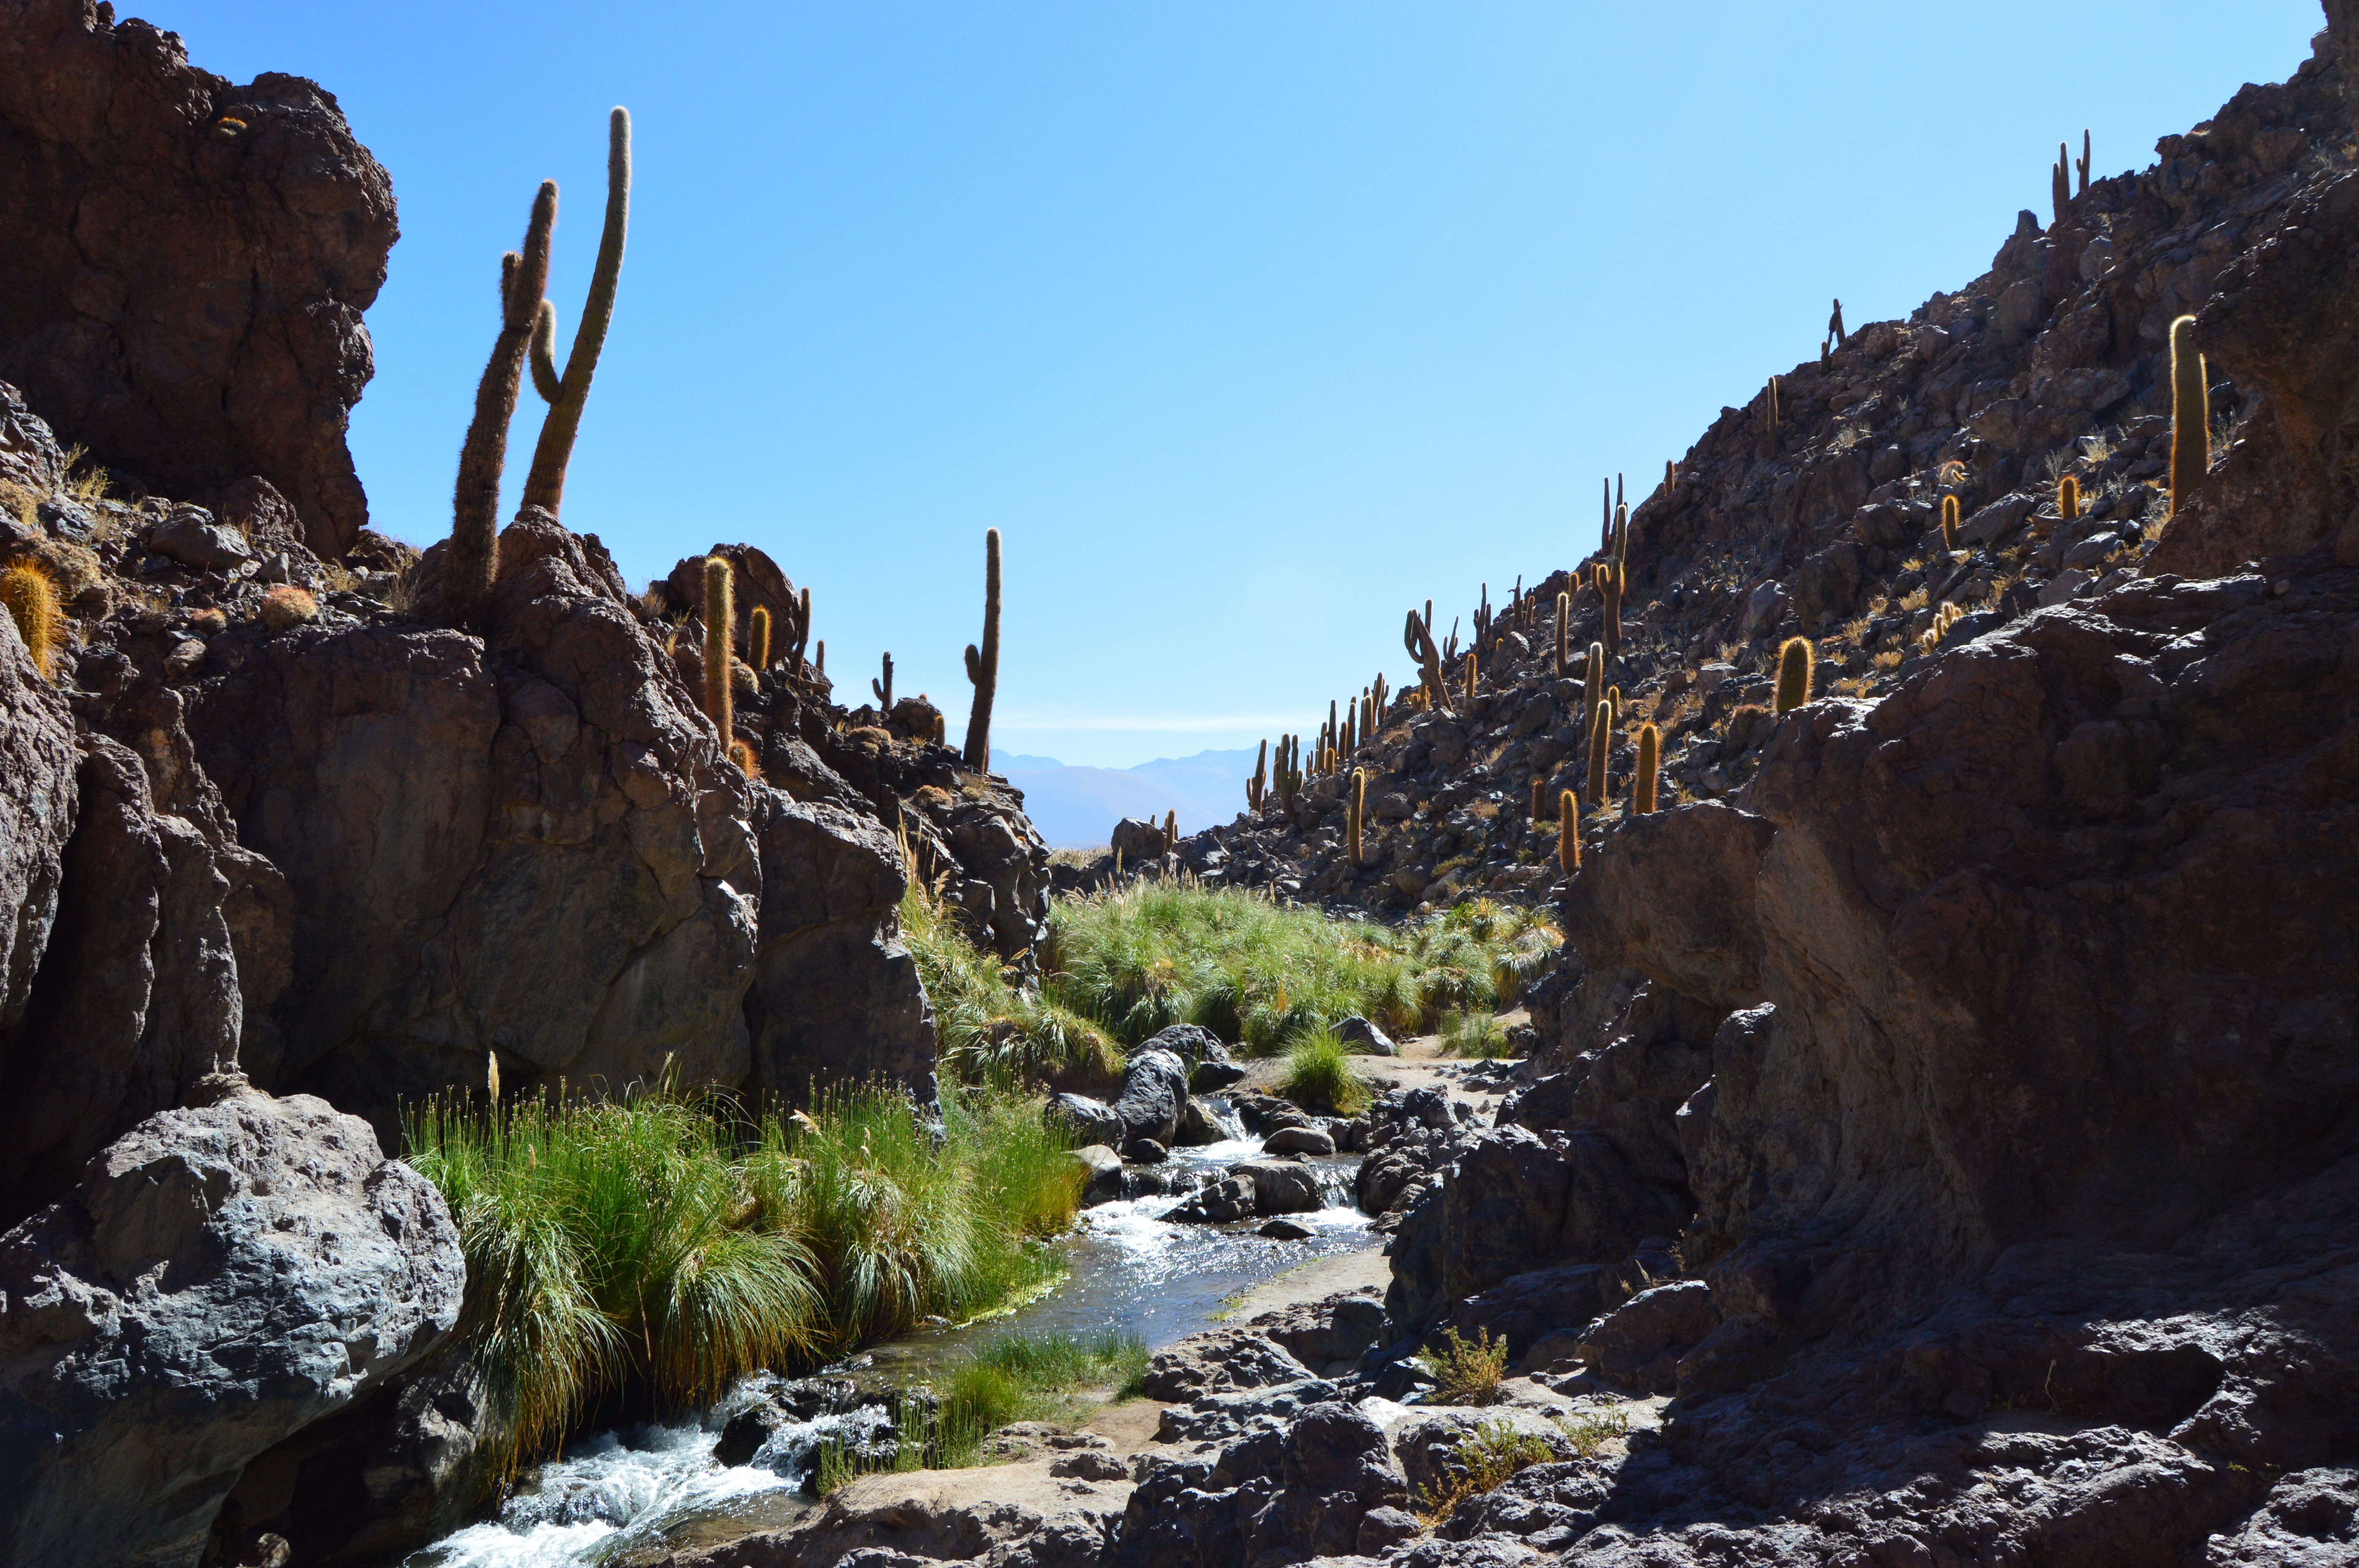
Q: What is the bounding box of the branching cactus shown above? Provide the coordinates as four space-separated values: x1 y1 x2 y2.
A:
450 180 556 628
1403 607 1452 713
780 586 812 675
522 107 631 517
1775 636 1814 715
872 651 894 710
1473 582 1492 646
1634 723 1659 814
962 528 1002 770
1558 789 1580 871
2170 315 2208 517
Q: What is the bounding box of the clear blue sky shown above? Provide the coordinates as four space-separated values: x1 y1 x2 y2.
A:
164 0 2319 767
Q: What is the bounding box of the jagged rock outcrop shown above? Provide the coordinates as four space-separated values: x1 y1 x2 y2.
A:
0 1088 462 1568
0 0 395 556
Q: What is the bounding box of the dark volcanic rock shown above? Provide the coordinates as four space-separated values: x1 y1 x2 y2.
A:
0 1089 462 1568
0 2 396 555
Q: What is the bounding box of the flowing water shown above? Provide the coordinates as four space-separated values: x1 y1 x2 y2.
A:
402 1105 1378 1568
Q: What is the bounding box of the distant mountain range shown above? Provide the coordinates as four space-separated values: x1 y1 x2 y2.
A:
998 748 1257 850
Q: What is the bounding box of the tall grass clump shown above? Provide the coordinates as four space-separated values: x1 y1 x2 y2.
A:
901 838 1125 1090
1440 1010 1512 1059
1043 879 1555 1054
405 1079 1083 1483
1279 1029 1371 1114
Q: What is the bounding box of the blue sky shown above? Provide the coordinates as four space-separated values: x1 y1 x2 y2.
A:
165 1 2319 766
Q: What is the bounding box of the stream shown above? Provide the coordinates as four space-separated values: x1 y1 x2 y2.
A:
402 1103 1378 1568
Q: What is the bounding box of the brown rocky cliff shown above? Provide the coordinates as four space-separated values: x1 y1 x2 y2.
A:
0 0 394 557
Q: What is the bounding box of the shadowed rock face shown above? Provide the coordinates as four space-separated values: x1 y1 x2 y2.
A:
0 0 394 556
0 1089 462 1568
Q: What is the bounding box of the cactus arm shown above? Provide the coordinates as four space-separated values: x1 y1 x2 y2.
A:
522 107 631 516
450 180 556 628
529 300 561 403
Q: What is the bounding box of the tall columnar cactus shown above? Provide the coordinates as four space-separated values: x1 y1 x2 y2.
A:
1163 809 1177 846
1602 477 1612 553
2077 129 2092 195
521 107 631 517
1613 501 1630 570
1349 768 1365 867
1473 582 1492 647
0 559 64 679
1594 561 1622 657
1761 376 1781 455
1372 672 1389 713
1940 493 1961 553
1829 298 1846 347
1774 636 1814 715
1403 607 1451 713
1664 457 1676 497
1530 775 1543 826
1634 723 1659 815
1247 738 1268 812
1585 642 1605 723
703 557 734 745
1585 700 1609 811
1558 789 1579 871
2058 475 2080 523
450 179 556 628
1463 649 1476 708
2170 314 2208 517
749 604 771 670
814 640 825 676
2051 141 2071 226
961 528 1001 771
872 651 894 710
1554 591 1570 677
1442 616 1460 665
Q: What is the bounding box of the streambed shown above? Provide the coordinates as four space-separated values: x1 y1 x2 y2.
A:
400 1107 1380 1568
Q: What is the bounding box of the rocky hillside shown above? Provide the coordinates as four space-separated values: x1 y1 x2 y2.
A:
1183 19 2357 917
0 8 1055 1563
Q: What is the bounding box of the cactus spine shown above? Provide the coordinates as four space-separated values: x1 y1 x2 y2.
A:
2058 475 2079 523
2169 314 2208 517
1940 493 1960 553
1349 768 1365 866
961 528 1001 771
872 651 894 710
703 557 734 748
1558 789 1579 871
1634 722 1659 815
521 107 631 516
450 180 556 628
749 604 771 670
0 559 64 678
1774 636 1814 715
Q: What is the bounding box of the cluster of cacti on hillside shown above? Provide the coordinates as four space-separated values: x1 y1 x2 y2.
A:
2051 129 2092 223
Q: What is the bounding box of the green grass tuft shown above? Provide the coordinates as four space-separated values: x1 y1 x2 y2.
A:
1279 1029 1371 1114
1439 1010 1513 1059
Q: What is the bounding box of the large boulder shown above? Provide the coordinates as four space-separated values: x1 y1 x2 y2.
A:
0 5 395 555
0 1089 463 1568
1108 1047 1191 1148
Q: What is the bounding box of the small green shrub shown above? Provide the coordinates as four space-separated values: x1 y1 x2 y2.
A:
1558 1405 1630 1457
1416 1325 1509 1405
1280 1029 1370 1114
1417 1417 1556 1524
